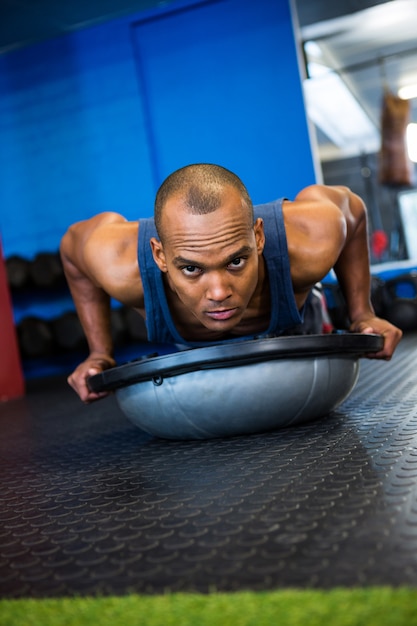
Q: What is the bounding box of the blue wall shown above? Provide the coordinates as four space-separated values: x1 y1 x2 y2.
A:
0 0 317 259
0 18 155 258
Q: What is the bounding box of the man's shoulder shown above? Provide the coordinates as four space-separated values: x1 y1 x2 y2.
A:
84 216 138 269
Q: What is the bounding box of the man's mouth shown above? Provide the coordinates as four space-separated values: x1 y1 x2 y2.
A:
205 308 238 321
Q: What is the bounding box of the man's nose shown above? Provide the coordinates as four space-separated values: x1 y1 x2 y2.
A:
205 272 232 302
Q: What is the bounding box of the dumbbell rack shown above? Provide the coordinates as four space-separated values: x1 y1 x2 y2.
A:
6 251 152 379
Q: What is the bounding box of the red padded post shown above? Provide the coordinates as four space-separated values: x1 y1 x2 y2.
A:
0 238 25 400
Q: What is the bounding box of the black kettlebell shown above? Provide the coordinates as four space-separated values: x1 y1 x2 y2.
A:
382 271 417 332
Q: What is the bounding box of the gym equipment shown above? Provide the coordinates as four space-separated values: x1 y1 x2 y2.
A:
88 333 383 440
5 255 31 291
379 90 412 186
29 252 65 289
324 268 417 332
324 276 387 328
51 311 88 352
17 316 55 358
380 271 417 331
385 299 417 331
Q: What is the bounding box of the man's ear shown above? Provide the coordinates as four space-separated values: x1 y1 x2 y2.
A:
150 237 168 272
253 218 265 255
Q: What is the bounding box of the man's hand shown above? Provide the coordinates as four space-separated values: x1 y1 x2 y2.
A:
350 316 402 360
67 353 116 403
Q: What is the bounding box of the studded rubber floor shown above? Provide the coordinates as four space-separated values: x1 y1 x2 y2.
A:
1 333 417 598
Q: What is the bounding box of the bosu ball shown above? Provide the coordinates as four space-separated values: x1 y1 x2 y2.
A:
88 333 383 440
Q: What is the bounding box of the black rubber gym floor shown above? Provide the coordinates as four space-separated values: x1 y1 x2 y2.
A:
1 332 417 598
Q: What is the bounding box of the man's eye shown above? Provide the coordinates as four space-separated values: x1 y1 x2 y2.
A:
228 257 245 269
182 265 201 276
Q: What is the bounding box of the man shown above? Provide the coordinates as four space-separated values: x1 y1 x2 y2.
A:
60 163 402 403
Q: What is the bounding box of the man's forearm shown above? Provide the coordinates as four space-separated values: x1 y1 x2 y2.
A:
333 190 375 324
72 280 114 357
61 251 114 358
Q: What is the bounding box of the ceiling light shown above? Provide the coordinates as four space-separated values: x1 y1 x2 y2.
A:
406 123 417 162
398 84 417 100
304 40 323 59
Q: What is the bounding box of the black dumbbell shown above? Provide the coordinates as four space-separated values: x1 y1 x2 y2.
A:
29 252 65 289
385 299 417 331
381 271 417 332
17 317 55 358
6 255 31 290
51 312 88 352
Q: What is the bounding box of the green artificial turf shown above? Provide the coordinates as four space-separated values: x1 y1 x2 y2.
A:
1 588 417 626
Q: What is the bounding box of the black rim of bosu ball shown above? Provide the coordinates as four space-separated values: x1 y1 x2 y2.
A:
88 333 384 393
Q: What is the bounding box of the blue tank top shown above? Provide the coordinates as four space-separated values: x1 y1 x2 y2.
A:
137 199 303 347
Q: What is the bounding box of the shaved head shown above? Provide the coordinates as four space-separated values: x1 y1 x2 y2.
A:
154 164 254 240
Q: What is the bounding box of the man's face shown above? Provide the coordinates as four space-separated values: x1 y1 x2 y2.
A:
150 187 265 333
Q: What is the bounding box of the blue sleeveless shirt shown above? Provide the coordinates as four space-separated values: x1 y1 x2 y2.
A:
137 199 303 347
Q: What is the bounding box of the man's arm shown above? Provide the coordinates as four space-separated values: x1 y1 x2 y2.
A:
60 213 138 402
294 185 402 359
